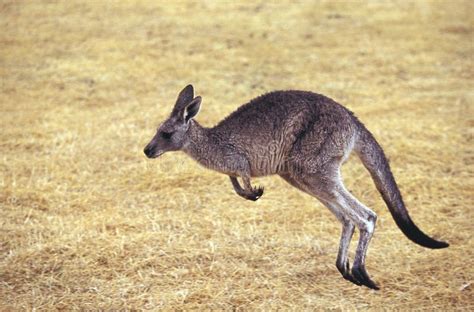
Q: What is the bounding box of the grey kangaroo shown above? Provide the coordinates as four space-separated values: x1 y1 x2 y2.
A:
144 85 448 290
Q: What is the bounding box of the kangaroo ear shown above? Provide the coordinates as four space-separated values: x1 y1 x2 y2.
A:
175 84 194 108
184 96 201 122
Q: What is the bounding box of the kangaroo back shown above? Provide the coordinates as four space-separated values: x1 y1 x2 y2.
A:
354 124 449 249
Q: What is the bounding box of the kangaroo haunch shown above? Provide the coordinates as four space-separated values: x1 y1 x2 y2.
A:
144 84 449 290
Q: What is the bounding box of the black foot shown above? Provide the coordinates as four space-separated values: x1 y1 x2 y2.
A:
244 186 264 201
351 265 380 290
336 261 362 286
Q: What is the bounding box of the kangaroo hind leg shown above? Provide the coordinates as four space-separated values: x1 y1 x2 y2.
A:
280 173 360 287
334 213 360 286
336 184 379 289
281 168 379 290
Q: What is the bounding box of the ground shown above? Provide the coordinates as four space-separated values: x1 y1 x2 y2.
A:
1 0 473 310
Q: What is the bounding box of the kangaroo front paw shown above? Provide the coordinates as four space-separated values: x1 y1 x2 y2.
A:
245 186 264 201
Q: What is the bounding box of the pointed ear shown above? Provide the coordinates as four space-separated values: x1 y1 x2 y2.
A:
184 96 201 122
175 84 194 109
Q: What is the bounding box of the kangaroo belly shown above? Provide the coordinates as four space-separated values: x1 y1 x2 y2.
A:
247 142 288 177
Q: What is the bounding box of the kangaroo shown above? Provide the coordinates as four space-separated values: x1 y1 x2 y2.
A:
144 84 449 289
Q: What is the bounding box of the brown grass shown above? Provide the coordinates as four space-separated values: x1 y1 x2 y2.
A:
1 0 473 310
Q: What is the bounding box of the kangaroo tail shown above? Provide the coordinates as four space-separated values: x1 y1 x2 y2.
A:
354 124 448 249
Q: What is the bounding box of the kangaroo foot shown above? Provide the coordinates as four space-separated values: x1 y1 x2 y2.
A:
351 265 379 290
336 261 362 286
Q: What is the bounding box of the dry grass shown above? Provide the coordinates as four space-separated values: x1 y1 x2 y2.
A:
1 0 473 310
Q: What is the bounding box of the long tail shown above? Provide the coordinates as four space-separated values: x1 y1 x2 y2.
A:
354 124 449 249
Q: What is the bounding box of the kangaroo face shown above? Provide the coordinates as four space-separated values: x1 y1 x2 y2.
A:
144 117 190 158
144 85 201 159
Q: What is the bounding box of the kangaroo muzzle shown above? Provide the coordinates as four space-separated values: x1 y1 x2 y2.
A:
144 144 162 159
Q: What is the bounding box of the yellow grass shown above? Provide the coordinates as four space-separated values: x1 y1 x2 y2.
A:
1 0 473 310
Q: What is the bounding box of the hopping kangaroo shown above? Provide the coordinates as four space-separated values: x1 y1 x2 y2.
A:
144 85 448 289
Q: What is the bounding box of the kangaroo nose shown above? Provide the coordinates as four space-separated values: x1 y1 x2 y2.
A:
144 145 154 158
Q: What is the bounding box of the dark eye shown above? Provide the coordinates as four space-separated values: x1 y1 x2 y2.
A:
161 131 173 140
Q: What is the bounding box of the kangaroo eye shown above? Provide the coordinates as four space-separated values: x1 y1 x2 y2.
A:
161 131 173 140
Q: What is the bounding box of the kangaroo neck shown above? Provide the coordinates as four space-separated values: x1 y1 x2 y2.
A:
182 120 213 165
184 120 242 176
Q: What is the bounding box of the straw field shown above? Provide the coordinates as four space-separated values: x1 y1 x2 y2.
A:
1 0 473 310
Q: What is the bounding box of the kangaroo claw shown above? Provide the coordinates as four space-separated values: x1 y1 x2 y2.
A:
351 265 380 290
245 186 264 201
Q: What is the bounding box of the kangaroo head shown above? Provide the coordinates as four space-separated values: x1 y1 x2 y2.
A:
144 84 202 159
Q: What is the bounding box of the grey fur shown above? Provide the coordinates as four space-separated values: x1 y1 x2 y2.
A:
144 85 448 289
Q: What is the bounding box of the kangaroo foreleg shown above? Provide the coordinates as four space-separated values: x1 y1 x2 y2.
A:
229 176 264 201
